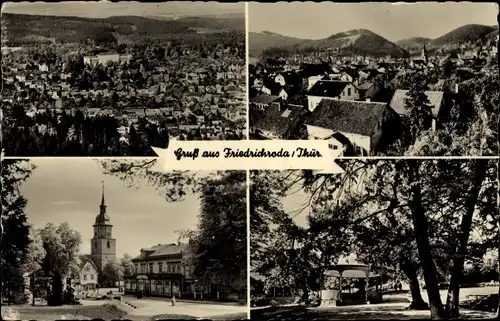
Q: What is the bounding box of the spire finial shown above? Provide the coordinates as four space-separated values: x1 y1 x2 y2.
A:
101 181 106 207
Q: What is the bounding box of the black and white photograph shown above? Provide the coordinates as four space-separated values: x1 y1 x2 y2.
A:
248 2 499 157
1 159 247 320
250 159 499 320
1 1 246 157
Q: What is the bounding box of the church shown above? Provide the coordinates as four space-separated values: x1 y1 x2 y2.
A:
76 182 117 290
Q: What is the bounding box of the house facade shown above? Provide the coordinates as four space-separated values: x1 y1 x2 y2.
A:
125 243 212 299
307 81 359 112
77 257 99 290
305 99 400 156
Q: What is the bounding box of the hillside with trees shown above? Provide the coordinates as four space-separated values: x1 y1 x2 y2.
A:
2 13 244 46
295 29 410 58
249 31 309 57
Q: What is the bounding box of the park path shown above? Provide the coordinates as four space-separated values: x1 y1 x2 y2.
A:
123 299 248 319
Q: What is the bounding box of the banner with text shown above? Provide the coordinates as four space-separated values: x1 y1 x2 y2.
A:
151 140 344 173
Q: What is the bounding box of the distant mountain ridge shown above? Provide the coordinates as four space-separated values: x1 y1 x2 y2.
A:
250 28 409 58
2 13 244 45
248 31 308 57
295 29 409 58
396 24 498 55
250 24 498 58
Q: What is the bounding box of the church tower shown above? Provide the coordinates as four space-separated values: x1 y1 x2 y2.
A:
90 181 116 271
421 45 428 64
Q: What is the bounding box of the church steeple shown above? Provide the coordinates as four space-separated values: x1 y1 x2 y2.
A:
100 181 107 215
95 181 109 224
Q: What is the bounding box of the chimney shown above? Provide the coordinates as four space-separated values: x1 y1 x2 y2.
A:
432 119 437 132
455 84 459 94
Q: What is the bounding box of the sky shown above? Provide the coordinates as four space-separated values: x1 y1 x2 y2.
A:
20 158 201 259
1 1 244 18
249 2 498 42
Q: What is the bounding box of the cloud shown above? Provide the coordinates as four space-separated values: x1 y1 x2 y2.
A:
49 201 79 206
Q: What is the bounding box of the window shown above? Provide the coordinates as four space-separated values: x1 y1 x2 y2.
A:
135 264 139 273
158 262 163 273
91 275 94 280
86 265 90 271
84 275 87 281
107 240 110 248
149 263 153 274
348 88 352 96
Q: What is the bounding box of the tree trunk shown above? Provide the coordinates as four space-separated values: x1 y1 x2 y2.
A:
32 273 35 306
49 272 63 306
400 259 429 310
0 226 3 316
496 8 500 319
407 160 446 319
445 160 488 318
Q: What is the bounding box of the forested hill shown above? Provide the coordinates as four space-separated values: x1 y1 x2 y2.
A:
1 13 244 45
248 31 310 57
432 24 498 45
250 29 409 58
396 24 498 56
295 29 409 58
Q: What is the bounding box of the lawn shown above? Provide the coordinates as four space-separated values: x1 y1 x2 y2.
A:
251 305 497 321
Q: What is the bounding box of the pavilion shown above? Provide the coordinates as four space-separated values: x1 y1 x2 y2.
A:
320 264 383 307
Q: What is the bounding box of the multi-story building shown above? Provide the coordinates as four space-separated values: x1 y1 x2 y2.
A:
83 53 131 66
124 243 206 298
125 242 240 300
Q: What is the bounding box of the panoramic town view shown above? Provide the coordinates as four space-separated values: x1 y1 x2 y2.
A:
1 2 246 156
250 159 499 320
1 159 247 320
248 2 498 156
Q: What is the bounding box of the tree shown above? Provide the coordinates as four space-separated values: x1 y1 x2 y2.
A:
39 222 82 306
185 171 247 298
444 160 490 317
1 160 36 307
403 72 434 143
266 159 496 319
101 261 124 287
23 227 46 306
120 254 135 277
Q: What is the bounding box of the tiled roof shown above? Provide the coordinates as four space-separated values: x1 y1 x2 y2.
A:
132 243 188 261
389 90 444 118
250 94 281 105
307 80 349 98
79 254 98 270
299 63 333 78
357 82 373 91
287 95 308 108
306 99 388 136
254 104 308 138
